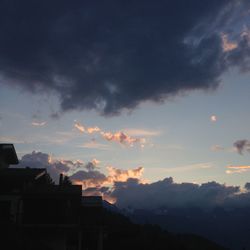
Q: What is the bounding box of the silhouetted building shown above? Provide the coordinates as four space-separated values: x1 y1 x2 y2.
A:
0 143 18 168
0 143 103 250
0 167 50 224
80 196 103 250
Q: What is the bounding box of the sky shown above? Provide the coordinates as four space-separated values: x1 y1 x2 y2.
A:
1 0 250 204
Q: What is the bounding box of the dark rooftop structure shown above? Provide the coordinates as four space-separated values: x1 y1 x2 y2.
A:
0 143 103 250
0 143 19 168
0 168 52 194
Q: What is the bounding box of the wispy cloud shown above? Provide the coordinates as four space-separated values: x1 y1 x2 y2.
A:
221 33 238 52
74 121 101 134
226 165 250 174
74 122 85 133
162 162 213 173
29 131 78 146
78 140 110 150
122 128 160 137
0 136 26 144
31 121 47 127
74 121 146 147
101 131 146 147
211 145 224 152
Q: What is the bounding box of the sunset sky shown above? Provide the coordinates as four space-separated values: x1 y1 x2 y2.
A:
1 0 250 192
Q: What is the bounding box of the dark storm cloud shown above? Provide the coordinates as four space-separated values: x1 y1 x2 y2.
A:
244 182 250 190
0 0 249 115
233 140 250 154
112 177 240 209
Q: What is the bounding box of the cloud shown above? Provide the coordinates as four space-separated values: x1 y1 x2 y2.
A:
221 33 238 52
16 151 88 182
122 129 160 137
226 165 250 174
69 165 145 203
227 26 250 72
78 140 110 150
244 182 250 190
106 166 144 182
162 162 213 173
70 165 145 189
101 131 146 147
70 170 107 188
87 127 101 134
50 112 60 120
211 145 224 152
0 1 249 115
233 140 250 154
31 121 47 127
17 151 68 181
210 115 217 122
16 151 145 197
0 136 26 144
14 150 250 209
74 122 101 134
74 122 85 133
112 177 240 209
74 121 146 147
92 158 100 166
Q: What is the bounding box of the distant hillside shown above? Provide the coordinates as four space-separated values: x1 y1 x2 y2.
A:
123 206 250 250
103 207 226 250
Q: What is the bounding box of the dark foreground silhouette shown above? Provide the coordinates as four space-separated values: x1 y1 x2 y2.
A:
2 208 226 250
103 208 226 250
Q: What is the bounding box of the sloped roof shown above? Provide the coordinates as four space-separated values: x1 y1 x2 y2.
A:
0 167 46 179
0 144 19 165
0 168 46 193
24 184 82 195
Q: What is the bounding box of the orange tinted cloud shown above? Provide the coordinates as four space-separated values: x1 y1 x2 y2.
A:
226 165 250 174
106 166 144 182
221 33 238 52
74 122 85 132
74 122 146 147
87 126 101 134
71 165 145 189
74 122 101 134
101 131 146 147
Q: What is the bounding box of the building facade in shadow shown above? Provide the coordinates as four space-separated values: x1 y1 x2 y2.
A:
0 144 103 250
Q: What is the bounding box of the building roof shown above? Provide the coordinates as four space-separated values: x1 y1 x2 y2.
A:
0 167 46 179
0 144 19 165
24 184 82 196
0 168 47 193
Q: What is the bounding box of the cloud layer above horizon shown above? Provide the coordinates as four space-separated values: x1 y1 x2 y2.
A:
0 0 250 115
14 150 250 209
